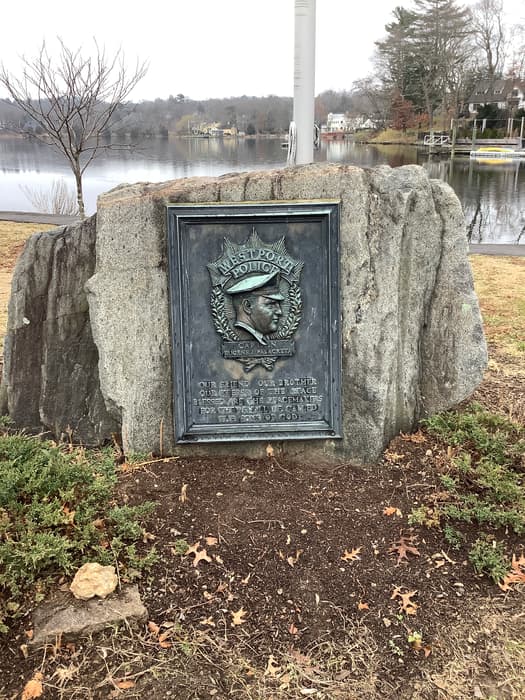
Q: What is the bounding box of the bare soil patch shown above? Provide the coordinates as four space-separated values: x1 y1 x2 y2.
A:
1 431 524 699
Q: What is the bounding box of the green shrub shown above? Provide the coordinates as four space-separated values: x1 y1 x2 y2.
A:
443 525 464 550
419 405 525 579
469 536 510 583
0 433 157 628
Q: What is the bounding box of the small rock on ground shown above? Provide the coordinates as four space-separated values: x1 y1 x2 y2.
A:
30 585 147 646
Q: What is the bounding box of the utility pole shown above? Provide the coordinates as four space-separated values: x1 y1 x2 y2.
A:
450 118 457 159
288 0 316 166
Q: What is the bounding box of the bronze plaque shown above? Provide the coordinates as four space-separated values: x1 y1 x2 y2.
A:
167 202 341 442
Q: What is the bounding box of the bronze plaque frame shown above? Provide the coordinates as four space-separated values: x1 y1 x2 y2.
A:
167 201 341 443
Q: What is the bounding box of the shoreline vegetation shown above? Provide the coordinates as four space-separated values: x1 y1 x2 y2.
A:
1 126 520 148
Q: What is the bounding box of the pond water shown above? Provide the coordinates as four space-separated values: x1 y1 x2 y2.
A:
0 135 523 244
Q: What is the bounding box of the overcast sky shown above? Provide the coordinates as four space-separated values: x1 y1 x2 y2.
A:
1 0 524 102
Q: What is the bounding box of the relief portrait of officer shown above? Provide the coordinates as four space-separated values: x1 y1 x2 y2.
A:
225 270 284 345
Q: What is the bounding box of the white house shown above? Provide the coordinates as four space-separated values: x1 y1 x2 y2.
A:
323 113 350 132
468 79 525 115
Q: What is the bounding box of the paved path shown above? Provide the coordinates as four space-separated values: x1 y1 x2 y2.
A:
0 211 81 226
469 244 524 257
1 211 523 256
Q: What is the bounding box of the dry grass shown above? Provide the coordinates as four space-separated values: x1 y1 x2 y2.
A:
0 221 55 354
24 613 383 699
368 129 418 144
419 600 525 700
16 595 525 699
470 255 525 375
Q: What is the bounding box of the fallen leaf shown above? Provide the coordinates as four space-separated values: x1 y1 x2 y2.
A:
287 549 303 567
265 654 281 677
185 541 201 556
200 616 216 627
184 541 212 567
142 531 156 543
498 553 525 591
22 672 44 700
20 644 29 659
266 443 274 458
179 483 188 503
288 648 312 666
400 430 426 443
341 547 362 562
357 601 369 610
62 505 76 524
193 548 212 567
119 462 134 472
384 450 405 463
391 587 419 615
389 535 420 565
289 622 299 635
24 629 34 640
231 607 248 626
158 629 173 643
147 621 160 636
205 536 218 546
214 554 224 564
383 506 403 517
116 679 136 689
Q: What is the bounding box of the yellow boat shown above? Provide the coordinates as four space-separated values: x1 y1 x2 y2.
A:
470 146 524 161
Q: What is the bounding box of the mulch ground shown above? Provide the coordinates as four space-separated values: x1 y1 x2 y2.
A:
1 366 524 699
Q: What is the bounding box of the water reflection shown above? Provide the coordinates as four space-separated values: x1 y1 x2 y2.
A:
0 135 523 244
423 156 524 244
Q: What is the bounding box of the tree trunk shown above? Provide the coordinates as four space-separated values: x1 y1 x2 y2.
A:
73 161 85 219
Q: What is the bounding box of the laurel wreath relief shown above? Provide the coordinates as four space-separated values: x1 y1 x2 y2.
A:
210 286 237 341
275 282 302 340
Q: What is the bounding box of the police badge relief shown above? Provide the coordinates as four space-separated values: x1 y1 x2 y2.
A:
207 229 304 372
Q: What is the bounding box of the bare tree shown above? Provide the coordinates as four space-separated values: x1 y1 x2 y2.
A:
0 39 147 217
507 23 525 79
470 0 506 84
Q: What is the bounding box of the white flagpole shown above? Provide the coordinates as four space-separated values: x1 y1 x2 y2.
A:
288 0 316 166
